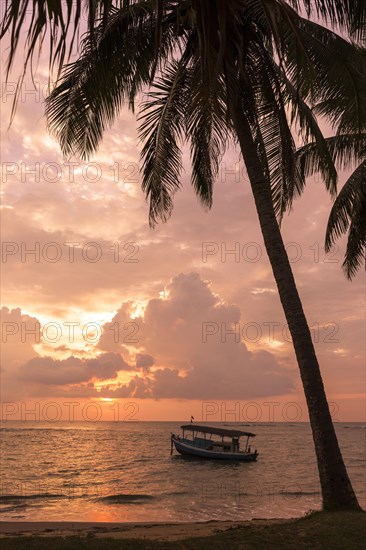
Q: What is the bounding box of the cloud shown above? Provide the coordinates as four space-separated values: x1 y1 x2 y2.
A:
3 274 294 401
19 352 130 386
0 307 42 400
135 353 155 371
97 272 294 399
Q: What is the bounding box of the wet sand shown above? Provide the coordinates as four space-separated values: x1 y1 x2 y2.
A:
0 519 291 541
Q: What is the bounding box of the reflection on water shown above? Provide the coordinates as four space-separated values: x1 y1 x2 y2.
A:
0 422 364 521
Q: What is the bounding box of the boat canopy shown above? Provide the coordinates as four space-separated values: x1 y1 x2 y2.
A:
180 424 256 438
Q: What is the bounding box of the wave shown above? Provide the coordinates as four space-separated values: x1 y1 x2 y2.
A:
98 493 156 504
223 423 278 428
344 426 366 429
0 493 66 502
0 426 122 433
103 465 130 472
162 491 192 497
0 427 80 433
210 490 321 498
0 504 28 512
245 423 278 427
279 491 321 496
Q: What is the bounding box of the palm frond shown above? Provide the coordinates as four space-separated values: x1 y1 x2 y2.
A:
0 0 132 74
242 3 362 215
258 82 297 219
280 70 338 202
138 59 188 225
45 2 174 159
297 134 366 180
325 160 366 279
242 39 300 219
186 58 228 210
344 189 366 278
0 0 127 120
284 16 366 133
1 0 79 76
288 0 366 43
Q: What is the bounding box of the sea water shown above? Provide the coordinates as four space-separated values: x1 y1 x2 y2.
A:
0 421 364 522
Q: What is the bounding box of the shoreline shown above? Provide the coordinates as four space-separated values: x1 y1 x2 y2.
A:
0 518 292 540
0 512 364 549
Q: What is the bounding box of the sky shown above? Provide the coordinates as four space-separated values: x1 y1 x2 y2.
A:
0 16 365 422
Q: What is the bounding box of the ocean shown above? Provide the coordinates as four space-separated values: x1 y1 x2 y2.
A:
0 421 364 522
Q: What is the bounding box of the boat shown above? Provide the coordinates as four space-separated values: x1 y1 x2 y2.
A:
171 424 258 461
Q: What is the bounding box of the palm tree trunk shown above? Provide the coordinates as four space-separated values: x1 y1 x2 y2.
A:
230 100 361 510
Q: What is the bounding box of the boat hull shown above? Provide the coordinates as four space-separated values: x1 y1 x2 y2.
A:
172 436 258 461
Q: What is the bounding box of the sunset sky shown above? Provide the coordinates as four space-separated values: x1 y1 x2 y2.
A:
0 28 365 422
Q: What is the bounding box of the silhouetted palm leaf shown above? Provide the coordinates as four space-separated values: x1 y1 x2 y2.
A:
297 133 366 279
138 59 188 224
326 160 366 278
45 2 179 158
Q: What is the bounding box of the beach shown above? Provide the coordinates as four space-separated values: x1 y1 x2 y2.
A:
0 512 365 548
0 519 279 539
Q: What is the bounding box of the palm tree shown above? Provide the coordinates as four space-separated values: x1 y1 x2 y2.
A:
2 1 365 510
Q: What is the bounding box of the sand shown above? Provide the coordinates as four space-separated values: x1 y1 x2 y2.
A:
0 519 291 541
